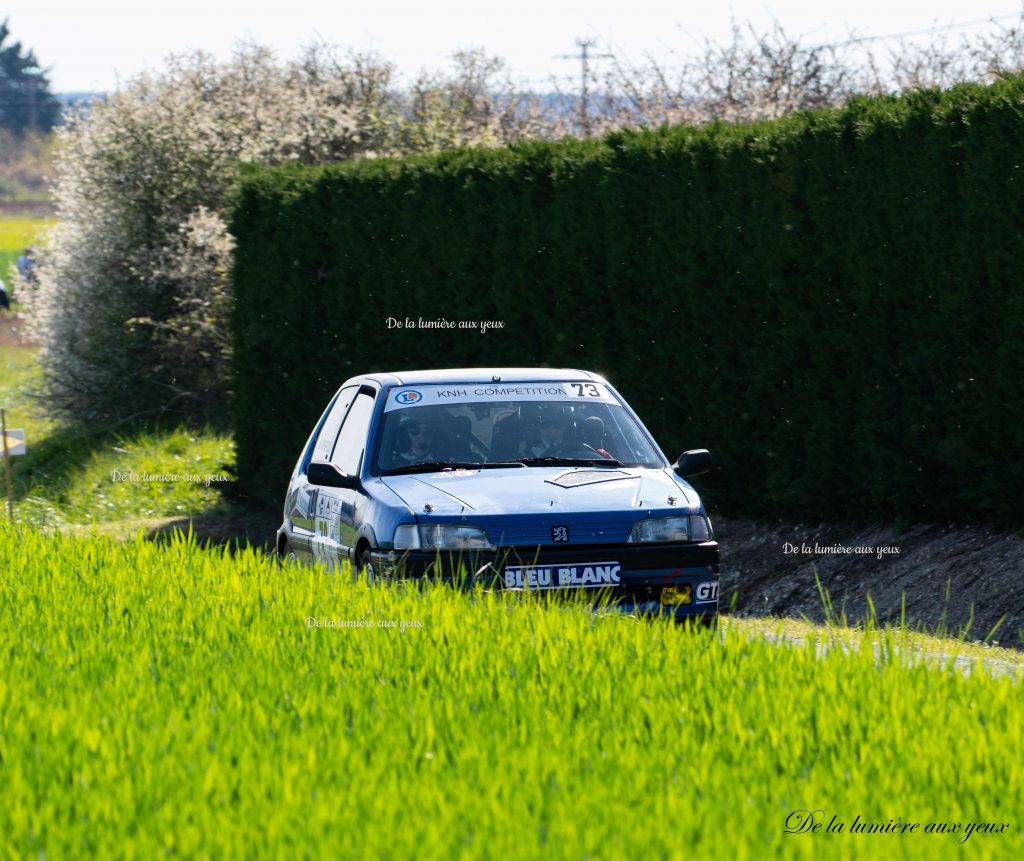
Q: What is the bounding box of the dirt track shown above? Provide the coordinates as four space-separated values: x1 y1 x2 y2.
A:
715 516 1024 646
6 311 1020 644
0 312 35 347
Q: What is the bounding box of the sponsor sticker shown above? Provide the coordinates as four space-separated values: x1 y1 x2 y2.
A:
504 562 621 590
316 495 341 517
695 581 719 603
384 383 617 411
314 494 341 542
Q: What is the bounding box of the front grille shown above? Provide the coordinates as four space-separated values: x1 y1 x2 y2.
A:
486 519 633 545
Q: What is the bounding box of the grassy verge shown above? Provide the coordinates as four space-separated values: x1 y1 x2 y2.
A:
730 615 1024 677
1 340 236 531
0 525 1020 859
1 215 248 542
13 423 235 526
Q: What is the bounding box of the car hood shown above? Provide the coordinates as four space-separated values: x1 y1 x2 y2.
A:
379 467 700 517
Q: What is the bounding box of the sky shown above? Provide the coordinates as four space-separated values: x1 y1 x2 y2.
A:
5 1 1022 93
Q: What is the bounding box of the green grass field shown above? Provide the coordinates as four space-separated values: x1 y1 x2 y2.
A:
0 218 50 250
0 217 50 287
0 526 1020 859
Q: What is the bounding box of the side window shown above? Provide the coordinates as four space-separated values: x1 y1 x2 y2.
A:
310 386 358 464
332 392 376 475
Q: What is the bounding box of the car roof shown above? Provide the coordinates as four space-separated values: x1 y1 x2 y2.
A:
347 368 609 387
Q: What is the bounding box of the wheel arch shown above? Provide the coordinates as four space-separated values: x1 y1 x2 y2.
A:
354 524 379 567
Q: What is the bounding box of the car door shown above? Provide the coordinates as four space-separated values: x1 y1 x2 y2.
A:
288 385 358 563
312 387 377 570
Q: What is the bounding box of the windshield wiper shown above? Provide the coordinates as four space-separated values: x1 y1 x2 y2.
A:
516 456 625 468
381 461 525 476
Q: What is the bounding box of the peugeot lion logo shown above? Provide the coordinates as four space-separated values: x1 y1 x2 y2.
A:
552 525 569 543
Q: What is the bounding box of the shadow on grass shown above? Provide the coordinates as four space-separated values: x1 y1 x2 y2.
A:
9 423 119 493
144 506 280 554
10 419 234 499
9 419 254 542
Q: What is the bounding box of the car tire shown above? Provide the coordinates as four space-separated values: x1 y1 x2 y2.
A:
357 546 377 586
275 542 299 567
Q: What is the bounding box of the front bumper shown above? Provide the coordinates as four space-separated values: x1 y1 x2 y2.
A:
369 541 720 622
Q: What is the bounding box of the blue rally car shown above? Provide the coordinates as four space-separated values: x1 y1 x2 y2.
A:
278 368 720 623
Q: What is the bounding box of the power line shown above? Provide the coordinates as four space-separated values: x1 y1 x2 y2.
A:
815 12 1022 50
521 13 1023 92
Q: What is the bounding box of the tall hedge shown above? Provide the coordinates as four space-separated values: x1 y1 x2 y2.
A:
230 78 1024 523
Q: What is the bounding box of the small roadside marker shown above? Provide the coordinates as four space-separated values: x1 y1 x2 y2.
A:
1 409 25 520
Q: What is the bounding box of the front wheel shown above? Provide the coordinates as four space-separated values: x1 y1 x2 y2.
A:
356 547 377 586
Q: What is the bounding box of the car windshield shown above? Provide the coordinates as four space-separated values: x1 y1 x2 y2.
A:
372 382 664 474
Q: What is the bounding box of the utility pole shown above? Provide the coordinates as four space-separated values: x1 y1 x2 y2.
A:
555 38 613 138
24 65 41 132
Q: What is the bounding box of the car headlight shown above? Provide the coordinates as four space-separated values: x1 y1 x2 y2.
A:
628 515 713 543
393 524 420 549
689 515 713 541
393 524 493 550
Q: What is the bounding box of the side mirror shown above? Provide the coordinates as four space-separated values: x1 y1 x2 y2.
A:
673 449 711 478
307 460 360 489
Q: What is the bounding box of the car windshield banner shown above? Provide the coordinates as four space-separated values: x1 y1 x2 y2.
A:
384 382 618 412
